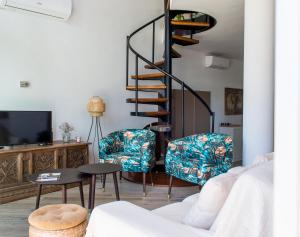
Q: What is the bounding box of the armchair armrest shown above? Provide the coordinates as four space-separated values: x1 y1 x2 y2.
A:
140 141 155 173
199 135 233 185
99 135 123 158
86 201 213 237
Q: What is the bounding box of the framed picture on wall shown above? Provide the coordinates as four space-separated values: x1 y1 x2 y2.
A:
225 88 243 115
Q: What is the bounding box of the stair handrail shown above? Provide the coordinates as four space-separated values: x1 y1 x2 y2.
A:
126 13 215 133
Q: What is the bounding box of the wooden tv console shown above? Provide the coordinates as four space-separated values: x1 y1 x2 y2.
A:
0 141 90 204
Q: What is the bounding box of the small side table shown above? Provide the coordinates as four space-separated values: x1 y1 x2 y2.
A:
78 163 122 210
28 168 85 210
148 123 172 166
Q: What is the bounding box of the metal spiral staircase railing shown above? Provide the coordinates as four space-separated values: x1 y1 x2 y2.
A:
126 7 217 137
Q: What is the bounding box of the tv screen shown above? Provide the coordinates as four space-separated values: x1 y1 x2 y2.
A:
0 111 52 146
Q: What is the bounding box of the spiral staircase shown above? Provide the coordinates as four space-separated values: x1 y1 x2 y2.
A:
126 3 217 137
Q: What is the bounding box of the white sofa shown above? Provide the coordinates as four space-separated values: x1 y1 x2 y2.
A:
86 160 273 237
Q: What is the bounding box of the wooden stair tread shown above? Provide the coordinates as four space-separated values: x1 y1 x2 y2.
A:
130 111 170 117
131 73 165 80
144 111 170 116
145 60 165 69
126 85 166 90
172 35 199 46
170 48 182 58
171 20 210 27
127 98 168 104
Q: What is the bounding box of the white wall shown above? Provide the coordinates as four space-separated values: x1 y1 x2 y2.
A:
0 0 244 158
243 0 274 165
172 47 244 131
0 0 163 143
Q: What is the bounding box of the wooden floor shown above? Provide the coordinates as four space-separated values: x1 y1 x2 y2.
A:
0 177 198 237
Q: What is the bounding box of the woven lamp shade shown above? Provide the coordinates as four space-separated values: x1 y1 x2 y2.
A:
87 96 105 117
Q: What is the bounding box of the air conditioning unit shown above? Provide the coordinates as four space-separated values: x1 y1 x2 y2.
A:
205 56 230 69
0 0 72 20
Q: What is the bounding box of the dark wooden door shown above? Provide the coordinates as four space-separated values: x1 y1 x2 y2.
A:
172 90 211 138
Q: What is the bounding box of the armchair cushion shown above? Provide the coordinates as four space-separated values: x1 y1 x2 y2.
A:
166 155 202 184
124 131 141 153
123 130 154 154
103 152 142 172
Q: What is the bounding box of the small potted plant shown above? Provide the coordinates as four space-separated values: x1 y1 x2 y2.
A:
59 122 74 143
174 14 185 35
175 14 185 21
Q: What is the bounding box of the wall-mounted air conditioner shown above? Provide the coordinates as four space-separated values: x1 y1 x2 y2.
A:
205 56 231 70
0 0 72 20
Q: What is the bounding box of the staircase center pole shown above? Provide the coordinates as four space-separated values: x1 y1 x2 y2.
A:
164 6 172 126
164 0 169 10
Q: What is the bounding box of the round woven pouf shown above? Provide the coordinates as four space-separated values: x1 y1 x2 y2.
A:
28 204 88 237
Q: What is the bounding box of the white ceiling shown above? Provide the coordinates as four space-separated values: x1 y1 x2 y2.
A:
171 0 245 60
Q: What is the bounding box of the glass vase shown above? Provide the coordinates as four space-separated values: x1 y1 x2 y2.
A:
62 132 71 143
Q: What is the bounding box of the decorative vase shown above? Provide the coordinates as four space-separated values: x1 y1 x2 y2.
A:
62 132 71 143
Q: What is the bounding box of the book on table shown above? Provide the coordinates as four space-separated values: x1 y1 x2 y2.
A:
36 173 61 182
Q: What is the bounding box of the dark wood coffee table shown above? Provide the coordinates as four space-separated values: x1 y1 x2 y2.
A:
28 168 85 209
78 163 122 210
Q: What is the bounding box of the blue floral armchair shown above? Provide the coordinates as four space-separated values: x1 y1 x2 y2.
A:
99 129 156 195
165 133 233 197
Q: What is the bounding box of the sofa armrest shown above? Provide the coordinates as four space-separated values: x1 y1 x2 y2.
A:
86 201 213 237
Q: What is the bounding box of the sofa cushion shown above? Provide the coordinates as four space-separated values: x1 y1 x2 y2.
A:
152 202 193 223
182 167 245 229
211 161 273 237
182 193 200 204
86 201 213 237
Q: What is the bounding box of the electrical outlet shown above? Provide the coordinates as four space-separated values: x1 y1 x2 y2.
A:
20 81 30 88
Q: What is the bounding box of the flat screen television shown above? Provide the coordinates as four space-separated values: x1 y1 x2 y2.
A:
0 111 52 146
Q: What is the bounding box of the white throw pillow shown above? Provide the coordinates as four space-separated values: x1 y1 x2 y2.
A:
182 168 245 229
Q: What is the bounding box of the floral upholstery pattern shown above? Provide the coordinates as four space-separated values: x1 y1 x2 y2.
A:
165 133 233 186
99 129 156 173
